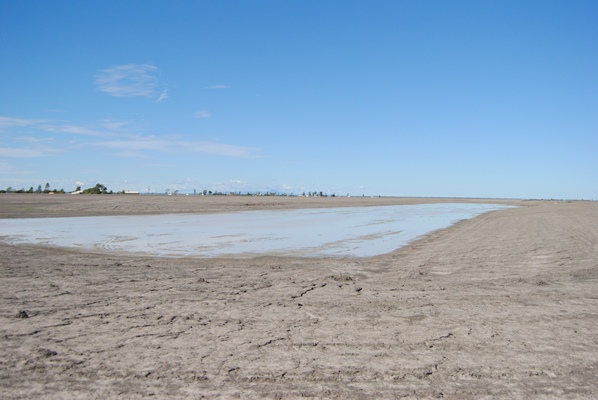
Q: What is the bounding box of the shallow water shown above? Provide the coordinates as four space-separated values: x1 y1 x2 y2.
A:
0 203 513 258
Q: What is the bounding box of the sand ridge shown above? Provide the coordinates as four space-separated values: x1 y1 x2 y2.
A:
1 195 597 398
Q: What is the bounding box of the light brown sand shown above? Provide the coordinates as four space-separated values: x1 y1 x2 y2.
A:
1 194 597 398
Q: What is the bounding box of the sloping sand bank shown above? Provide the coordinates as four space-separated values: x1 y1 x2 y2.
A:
1 195 597 398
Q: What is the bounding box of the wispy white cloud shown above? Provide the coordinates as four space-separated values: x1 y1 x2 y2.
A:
94 136 259 158
0 160 17 172
145 162 176 169
206 85 228 89
0 114 260 160
0 116 42 129
1 115 113 138
95 138 167 152
95 64 159 98
101 120 129 130
156 89 169 103
0 115 122 158
194 110 211 119
41 124 105 137
183 141 256 157
3 135 65 158
112 151 150 159
0 146 62 158
17 136 55 144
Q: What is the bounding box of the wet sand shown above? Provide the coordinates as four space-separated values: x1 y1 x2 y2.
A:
1 194 597 398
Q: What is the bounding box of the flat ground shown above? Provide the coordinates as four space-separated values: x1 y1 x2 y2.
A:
1 194 597 399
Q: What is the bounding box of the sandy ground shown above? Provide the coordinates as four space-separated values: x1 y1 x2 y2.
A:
1 194 597 399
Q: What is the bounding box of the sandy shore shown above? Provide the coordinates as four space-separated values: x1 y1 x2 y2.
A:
1 194 597 398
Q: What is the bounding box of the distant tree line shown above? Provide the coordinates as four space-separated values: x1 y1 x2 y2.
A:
0 182 124 195
1 182 65 194
2 183 343 197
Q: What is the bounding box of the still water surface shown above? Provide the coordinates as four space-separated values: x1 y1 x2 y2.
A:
0 203 513 258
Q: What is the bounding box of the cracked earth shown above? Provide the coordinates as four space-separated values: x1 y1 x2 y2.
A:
1 196 597 398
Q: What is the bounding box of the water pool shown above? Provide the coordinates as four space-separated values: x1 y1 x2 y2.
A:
0 203 513 258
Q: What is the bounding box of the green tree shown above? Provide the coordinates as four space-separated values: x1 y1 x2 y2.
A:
82 183 108 194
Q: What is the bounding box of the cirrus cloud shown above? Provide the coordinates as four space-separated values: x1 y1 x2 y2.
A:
194 110 211 119
0 115 111 138
156 89 169 103
95 64 160 98
93 136 260 158
0 116 42 129
0 145 62 158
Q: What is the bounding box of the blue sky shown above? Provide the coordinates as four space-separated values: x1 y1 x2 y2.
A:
1 1 596 199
